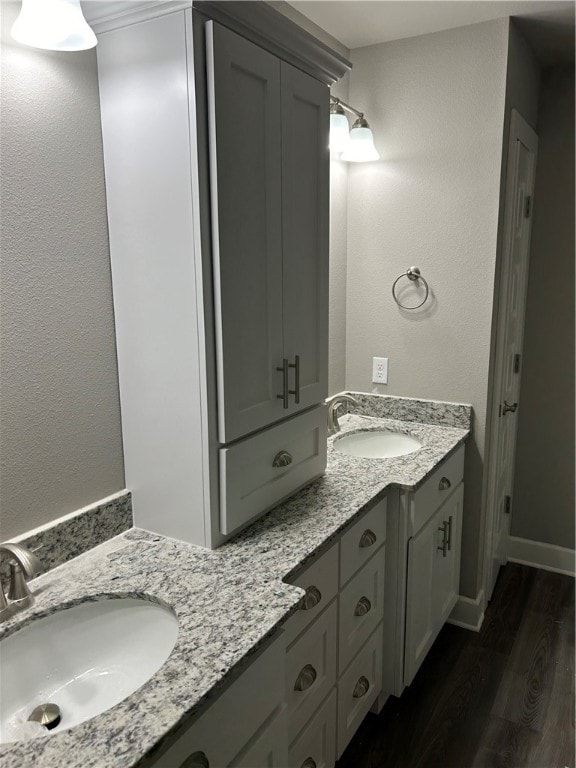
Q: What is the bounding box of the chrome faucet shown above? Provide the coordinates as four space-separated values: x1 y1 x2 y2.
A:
0 542 43 621
326 394 359 435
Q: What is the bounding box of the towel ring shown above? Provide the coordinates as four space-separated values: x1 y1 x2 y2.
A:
392 266 429 310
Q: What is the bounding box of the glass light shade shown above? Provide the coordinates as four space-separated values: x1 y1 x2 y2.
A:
341 125 380 163
11 0 97 51
330 112 350 153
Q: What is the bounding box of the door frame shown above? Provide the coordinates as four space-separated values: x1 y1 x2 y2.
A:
482 109 538 603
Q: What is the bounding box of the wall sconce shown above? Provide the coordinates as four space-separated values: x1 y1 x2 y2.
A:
330 96 379 163
11 0 97 51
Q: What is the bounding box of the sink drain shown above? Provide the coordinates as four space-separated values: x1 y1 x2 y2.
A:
27 703 61 731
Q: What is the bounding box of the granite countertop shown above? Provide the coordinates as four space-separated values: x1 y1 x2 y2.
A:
0 411 468 768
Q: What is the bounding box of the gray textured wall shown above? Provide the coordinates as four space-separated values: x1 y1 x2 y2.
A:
343 19 510 598
0 2 125 540
512 64 575 548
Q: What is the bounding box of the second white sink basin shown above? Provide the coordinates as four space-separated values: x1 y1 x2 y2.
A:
334 429 423 459
0 597 178 744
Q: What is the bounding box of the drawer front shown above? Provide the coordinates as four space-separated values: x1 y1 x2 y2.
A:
340 498 387 586
151 633 285 767
233 707 288 767
409 445 465 536
285 543 339 646
286 599 338 742
288 688 337 768
219 405 327 535
338 546 385 672
337 624 383 759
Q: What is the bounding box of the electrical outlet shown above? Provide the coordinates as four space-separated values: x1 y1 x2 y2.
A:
372 357 388 384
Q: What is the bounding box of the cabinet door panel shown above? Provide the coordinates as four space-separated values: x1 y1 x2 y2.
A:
281 62 329 413
434 483 463 625
404 486 463 686
207 21 284 443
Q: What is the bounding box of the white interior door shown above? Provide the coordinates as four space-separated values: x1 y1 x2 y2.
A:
486 110 538 599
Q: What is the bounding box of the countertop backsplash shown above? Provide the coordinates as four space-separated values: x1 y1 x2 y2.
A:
345 392 473 430
1 491 133 579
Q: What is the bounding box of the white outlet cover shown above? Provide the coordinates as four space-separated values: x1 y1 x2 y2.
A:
372 357 388 384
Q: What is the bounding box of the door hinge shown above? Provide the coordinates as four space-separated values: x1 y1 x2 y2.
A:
514 353 521 373
505 495 512 514
524 195 532 218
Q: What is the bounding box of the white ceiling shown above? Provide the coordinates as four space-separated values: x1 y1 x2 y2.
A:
287 0 575 56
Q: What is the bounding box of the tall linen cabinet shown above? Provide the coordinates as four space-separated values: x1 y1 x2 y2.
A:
95 2 349 547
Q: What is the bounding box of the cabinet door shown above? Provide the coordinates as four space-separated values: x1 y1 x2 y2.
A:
281 62 329 414
206 21 284 443
404 486 463 685
433 483 463 626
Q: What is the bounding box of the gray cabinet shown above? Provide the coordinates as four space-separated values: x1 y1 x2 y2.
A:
207 21 329 444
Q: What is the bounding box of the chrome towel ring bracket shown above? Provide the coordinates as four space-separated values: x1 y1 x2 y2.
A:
392 266 430 310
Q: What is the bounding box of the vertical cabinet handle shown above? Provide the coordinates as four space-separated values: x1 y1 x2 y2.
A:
180 752 209 768
438 477 451 491
446 515 453 551
289 355 300 404
276 359 289 409
354 596 372 616
359 529 377 548
300 586 322 611
352 676 370 699
301 760 317 768
437 522 449 557
294 664 317 692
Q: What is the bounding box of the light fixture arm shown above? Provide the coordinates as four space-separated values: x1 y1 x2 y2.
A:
330 96 364 121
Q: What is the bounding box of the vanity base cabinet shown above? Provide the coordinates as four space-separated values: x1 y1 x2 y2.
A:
404 481 464 686
288 690 337 768
147 632 286 767
337 624 384 758
285 499 387 767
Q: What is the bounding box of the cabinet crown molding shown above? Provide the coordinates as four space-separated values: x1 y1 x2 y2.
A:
196 1 351 84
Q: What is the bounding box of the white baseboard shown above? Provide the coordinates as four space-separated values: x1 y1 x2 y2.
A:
508 536 576 577
447 589 485 632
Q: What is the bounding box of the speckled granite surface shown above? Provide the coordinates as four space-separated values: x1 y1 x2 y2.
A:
347 392 472 430
0 414 468 768
1 492 133 580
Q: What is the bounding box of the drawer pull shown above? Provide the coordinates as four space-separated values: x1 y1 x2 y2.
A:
294 663 317 692
300 585 322 611
359 529 377 548
438 476 451 491
180 752 209 768
446 515 453 551
301 760 317 768
352 675 370 699
354 596 372 616
273 450 293 468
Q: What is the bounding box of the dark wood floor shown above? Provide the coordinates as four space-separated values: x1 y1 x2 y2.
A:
337 564 575 768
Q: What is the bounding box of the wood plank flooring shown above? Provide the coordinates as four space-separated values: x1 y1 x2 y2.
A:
337 564 575 768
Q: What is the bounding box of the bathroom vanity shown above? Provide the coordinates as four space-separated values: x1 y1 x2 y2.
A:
0 402 469 768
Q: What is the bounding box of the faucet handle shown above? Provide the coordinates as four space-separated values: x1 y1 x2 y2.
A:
0 542 43 579
8 563 34 608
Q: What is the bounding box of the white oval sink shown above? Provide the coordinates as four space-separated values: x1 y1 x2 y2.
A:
334 429 423 459
0 597 178 744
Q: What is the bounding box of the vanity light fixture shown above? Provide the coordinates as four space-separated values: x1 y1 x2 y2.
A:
330 96 380 163
11 0 97 51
